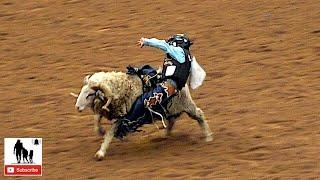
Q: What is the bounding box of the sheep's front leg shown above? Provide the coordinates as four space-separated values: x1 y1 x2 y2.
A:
95 123 117 160
94 114 105 136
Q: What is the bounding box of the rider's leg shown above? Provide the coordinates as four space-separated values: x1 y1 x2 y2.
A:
125 82 175 121
115 82 176 138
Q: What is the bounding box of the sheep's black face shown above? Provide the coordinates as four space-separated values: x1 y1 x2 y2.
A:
75 84 96 112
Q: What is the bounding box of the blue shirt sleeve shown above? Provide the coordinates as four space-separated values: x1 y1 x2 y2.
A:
143 38 185 63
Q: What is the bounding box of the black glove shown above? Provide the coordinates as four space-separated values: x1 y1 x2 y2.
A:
126 65 139 75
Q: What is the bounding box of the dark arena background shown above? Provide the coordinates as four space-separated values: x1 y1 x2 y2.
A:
0 0 319 179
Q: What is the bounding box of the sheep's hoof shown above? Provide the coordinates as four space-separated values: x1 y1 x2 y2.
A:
94 150 105 161
205 135 213 142
205 136 213 142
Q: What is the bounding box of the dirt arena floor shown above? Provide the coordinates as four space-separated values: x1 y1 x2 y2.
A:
1 0 319 179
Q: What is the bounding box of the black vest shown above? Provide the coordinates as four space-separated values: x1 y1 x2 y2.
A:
162 49 192 90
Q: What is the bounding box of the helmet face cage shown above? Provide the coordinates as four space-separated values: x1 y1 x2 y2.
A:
167 34 192 49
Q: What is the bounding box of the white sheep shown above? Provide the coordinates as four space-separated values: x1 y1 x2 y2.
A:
71 71 213 160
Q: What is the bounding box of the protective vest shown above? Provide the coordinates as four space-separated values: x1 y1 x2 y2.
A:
162 49 192 90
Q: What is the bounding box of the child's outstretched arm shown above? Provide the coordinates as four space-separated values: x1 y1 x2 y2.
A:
138 37 186 63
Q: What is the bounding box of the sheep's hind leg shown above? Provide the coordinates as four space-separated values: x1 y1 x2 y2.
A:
94 114 105 136
95 123 117 160
186 106 213 142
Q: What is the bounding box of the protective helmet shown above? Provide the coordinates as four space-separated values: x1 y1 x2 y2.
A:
167 34 193 49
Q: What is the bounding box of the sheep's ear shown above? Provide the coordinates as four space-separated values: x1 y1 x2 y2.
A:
83 75 92 85
70 92 79 98
88 80 100 90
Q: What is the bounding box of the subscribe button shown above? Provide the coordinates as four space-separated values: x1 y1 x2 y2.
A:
4 165 42 176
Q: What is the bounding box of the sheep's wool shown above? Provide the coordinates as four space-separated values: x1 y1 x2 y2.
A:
89 71 143 117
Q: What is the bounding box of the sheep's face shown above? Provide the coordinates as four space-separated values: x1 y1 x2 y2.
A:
75 84 96 112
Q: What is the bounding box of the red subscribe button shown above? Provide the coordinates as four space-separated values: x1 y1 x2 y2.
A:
4 165 42 176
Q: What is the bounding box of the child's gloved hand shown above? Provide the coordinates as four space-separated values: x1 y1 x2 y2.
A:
126 65 139 75
137 37 145 48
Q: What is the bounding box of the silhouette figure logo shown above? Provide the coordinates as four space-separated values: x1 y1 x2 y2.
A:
4 138 42 176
